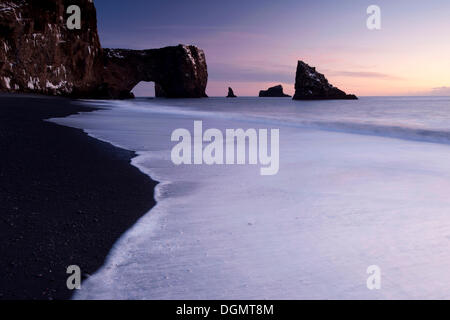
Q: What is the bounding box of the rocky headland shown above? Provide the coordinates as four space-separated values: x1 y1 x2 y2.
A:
0 0 208 99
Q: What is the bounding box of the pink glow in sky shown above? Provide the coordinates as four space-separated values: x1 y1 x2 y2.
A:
96 0 450 97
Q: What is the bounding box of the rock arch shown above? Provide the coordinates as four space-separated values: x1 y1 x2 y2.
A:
101 45 208 99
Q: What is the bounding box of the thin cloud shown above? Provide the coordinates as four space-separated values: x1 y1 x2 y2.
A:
209 63 294 83
430 86 450 95
330 71 403 80
209 64 404 84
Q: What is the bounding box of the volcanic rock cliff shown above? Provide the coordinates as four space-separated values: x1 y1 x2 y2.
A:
0 0 104 97
0 0 208 99
293 61 357 100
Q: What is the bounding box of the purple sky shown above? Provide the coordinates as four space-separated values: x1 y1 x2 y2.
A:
94 0 450 97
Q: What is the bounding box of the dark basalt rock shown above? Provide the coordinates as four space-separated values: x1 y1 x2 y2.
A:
102 46 208 99
293 61 357 100
0 0 104 97
227 87 237 98
259 85 291 97
0 1 208 99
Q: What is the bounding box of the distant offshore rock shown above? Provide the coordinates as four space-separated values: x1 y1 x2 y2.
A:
0 1 208 99
227 87 237 98
259 85 291 97
293 61 357 100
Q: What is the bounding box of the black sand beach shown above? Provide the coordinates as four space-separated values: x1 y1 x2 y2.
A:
0 94 158 300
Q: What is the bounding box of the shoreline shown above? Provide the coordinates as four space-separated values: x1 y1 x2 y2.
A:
65 97 450 299
0 94 158 300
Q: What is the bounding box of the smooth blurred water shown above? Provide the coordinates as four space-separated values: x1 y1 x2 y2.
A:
52 97 450 299
121 96 450 144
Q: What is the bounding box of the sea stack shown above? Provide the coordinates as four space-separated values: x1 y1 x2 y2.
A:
227 87 237 98
0 1 208 99
293 61 357 100
259 85 291 97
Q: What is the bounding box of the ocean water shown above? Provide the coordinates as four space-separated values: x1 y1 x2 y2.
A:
52 97 450 299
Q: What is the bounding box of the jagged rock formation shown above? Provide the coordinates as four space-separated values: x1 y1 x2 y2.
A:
0 0 208 99
259 85 291 97
0 0 104 97
226 87 236 98
293 61 357 100
102 46 208 99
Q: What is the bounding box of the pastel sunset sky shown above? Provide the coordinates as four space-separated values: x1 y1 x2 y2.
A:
95 0 450 97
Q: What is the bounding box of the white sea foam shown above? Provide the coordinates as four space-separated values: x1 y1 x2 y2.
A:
51 97 450 299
